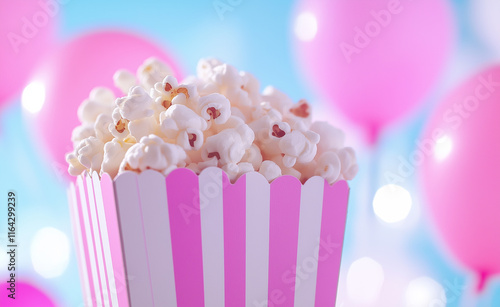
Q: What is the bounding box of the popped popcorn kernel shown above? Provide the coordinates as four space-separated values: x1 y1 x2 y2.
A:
67 57 357 184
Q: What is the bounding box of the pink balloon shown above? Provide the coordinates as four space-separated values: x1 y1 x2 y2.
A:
0 0 56 106
420 66 500 292
26 30 182 180
0 280 58 306
294 0 454 144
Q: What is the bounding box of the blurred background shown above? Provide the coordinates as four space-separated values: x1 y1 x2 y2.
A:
1 0 500 306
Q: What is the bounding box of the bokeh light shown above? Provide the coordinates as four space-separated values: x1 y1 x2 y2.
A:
434 135 453 161
373 184 412 224
346 257 385 304
22 81 46 114
405 276 446 307
31 227 70 279
294 12 318 42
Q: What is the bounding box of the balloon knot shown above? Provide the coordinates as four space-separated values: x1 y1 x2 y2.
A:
476 272 489 293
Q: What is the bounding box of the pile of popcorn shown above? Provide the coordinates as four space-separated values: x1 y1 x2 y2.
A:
66 57 358 183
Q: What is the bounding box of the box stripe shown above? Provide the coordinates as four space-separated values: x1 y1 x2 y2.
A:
138 170 178 306
199 167 225 307
166 168 205 306
223 173 246 306
114 172 154 306
86 174 111 307
68 183 92 307
77 175 103 307
314 180 349 307
294 176 325 306
268 176 302 307
100 173 130 307
245 172 271 307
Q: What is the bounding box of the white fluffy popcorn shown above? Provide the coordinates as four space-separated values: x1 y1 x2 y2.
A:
116 86 154 121
259 160 281 182
77 87 115 123
279 130 319 168
94 114 114 143
198 93 231 125
71 124 95 146
152 75 198 111
66 137 105 175
137 57 174 90
120 135 186 176
101 137 136 178
67 57 357 184
201 124 255 168
113 69 137 94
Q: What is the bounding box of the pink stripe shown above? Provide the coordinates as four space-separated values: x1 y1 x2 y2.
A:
314 180 349 307
268 176 301 307
223 173 246 306
166 168 205 307
100 173 130 307
82 176 105 306
75 180 97 305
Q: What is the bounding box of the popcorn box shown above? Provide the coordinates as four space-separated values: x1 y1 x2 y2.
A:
68 167 349 307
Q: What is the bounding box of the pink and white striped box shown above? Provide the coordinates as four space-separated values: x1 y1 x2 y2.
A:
67 167 350 307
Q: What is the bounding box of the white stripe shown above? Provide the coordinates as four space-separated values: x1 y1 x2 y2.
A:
92 174 120 307
293 176 324 307
137 170 177 306
245 172 271 307
68 183 92 307
77 175 103 307
199 167 225 307
114 172 154 307
86 175 111 307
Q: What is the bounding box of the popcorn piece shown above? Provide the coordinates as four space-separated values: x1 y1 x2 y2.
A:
66 150 86 176
137 57 174 90
210 64 258 108
198 93 231 125
241 144 263 170
71 124 95 146
113 69 137 94
279 130 319 168
120 135 186 176
129 116 159 141
77 87 115 123
187 156 218 174
270 155 302 180
259 160 281 182
94 114 114 143
109 108 130 140
152 75 198 111
294 160 318 183
197 58 223 81
310 121 346 155
116 86 154 121
262 86 294 115
222 161 254 182
160 104 208 150
73 137 105 174
314 151 341 184
201 124 254 169
101 137 135 178
337 147 359 180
